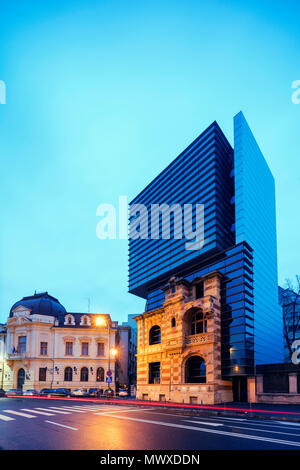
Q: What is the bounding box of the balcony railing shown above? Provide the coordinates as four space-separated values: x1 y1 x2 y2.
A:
7 352 29 359
184 333 213 345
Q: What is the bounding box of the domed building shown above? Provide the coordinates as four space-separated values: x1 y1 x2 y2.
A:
2 291 127 394
9 291 67 318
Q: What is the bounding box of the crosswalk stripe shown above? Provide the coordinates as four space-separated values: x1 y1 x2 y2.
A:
53 407 86 413
0 413 15 421
42 408 71 414
22 408 55 416
45 420 78 431
3 410 36 418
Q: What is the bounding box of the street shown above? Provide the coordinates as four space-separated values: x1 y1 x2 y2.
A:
0 397 300 450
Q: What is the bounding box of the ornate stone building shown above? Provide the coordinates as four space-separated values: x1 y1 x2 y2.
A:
2 292 135 393
134 272 233 404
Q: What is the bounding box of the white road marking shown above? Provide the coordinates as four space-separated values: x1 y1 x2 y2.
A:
191 416 300 431
45 420 78 431
274 421 300 427
105 414 300 448
184 420 223 427
95 408 154 415
21 408 55 416
3 410 36 418
215 417 246 422
53 407 86 413
0 413 15 421
44 408 71 414
66 406 107 410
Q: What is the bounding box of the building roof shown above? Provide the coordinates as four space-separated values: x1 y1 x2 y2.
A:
9 292 67 318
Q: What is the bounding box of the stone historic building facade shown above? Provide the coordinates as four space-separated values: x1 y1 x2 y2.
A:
134 272 233 404
1 292 136 394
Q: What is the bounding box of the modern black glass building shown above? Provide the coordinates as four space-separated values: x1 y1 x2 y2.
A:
129 112 283 384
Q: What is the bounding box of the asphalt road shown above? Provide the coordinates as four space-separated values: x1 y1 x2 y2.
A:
0 397 300 450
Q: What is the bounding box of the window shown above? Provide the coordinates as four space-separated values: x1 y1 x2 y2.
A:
191 311 207 335
263 374 289 394
195 281 204 299
39 368 47 382
18 336 26 353
81 342 89 356
64 367 73 382
80 367 89 382
149 362 160 384
97 342 105 356
171 317 176 328
65 342 73 355
149 325 161 345
96 367 104 382
40 342 48 356
185 356 206 383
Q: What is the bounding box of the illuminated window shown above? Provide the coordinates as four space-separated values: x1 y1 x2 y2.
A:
96 367 104 382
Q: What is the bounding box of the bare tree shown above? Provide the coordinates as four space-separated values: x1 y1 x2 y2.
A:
281 275 300 359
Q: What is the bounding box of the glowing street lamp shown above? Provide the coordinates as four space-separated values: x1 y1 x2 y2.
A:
95 316 117 390
110 348 117 358
95 316 106 327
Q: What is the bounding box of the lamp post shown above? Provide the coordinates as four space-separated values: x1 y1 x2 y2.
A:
95 316 117 392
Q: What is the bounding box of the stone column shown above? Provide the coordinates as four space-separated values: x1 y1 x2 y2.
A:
256 375 263 394
289 374 298 394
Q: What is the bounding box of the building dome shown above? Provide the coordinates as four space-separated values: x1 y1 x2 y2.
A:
9 292 66 318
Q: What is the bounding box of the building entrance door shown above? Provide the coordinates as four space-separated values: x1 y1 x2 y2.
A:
232 376 248 402
17 368 25 391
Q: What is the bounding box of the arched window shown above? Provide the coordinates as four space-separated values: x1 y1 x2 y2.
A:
185 356 206 383
171 317 176 328
149 325 161 345
64 367 73 382
191 310 207 335
96 367 104 382
80 367 89 382
64 314 75 326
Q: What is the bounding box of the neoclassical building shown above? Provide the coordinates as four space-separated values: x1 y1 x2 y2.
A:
134 273 233 404
2 291 134 393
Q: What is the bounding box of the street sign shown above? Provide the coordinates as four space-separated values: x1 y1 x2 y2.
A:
106 376 112 383
106 370 112 377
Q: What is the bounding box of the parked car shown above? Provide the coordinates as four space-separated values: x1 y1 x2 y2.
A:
104 388 114 397
71 388 89 397
118 388 128 397
6 388 23 396
0 389 6 397
40 388 70 397
39 388 53 396
53 388 71 396
87 388 99 397
23 389 39 396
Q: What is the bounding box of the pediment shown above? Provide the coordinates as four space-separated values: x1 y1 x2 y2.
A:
11 305 32 317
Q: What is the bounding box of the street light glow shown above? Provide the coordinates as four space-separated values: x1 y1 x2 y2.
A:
95 317 106 327
110 348 117 357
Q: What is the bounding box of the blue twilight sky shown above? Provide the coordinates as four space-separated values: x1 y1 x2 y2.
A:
0 0 299 324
